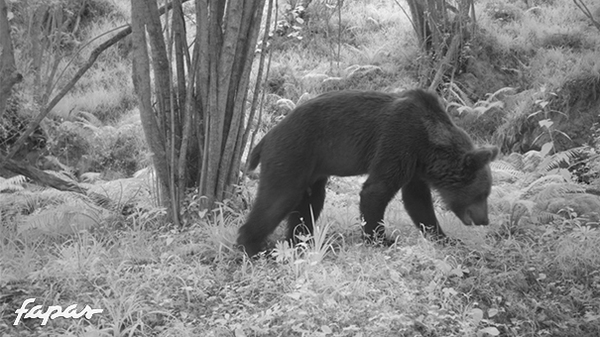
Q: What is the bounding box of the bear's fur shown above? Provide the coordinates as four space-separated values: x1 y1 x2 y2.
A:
238 89 498 256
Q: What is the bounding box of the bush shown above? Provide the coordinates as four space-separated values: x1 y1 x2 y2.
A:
95 130 146 177
44 117 148 179
45 120 92 168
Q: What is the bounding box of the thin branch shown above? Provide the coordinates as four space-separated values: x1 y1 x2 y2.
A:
242 0 275 180
0 0 189 170
574 0 600 31
0 26 132 169
393 0 417 34
49 24 128 98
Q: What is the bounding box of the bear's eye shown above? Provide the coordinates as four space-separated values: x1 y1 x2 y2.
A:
473 193 487 202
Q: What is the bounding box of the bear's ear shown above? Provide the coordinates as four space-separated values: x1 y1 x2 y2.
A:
463 146 499 170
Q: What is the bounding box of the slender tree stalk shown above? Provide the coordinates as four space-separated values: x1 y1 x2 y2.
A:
242 0 275 179
0 0 22 120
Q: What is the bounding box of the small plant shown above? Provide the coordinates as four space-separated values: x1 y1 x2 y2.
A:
526 87 575 154
484 1 523 22
446 86 513 118
0 175 27 192
446 86 513 142
271 206 338 277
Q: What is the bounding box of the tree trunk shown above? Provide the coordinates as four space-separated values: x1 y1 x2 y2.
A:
0 0 22 120
131 0 174 221
130 0 269 223
196 0 267 207
406 0 475 88
406 0 431 51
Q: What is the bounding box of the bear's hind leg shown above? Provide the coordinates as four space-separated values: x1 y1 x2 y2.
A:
286 177 328 243
238 186 303 256
401 176 446 240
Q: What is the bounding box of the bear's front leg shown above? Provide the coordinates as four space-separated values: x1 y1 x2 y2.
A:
359 176 400 244
401 176 446 240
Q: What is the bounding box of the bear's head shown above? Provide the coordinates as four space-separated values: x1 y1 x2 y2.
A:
439 146 499 226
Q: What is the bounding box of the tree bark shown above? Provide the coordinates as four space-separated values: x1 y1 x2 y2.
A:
127 0 268 223
0 0 22 120
406 0 432 51
196 0 266 207
241 0 275 181
131 0 174 221
216 0 266 200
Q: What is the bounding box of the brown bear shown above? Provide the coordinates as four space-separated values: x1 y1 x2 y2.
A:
237 89 498 256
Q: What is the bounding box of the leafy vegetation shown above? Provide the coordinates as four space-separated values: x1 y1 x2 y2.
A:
2 0 600 336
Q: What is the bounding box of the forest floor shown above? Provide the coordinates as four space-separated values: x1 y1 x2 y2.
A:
2 178 600 336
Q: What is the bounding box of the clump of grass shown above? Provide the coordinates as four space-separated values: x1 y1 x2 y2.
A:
44 109 148 178
52 83 136 124
476 0 600 92
540 32 593 50
484 1 524 23
555 226 600 277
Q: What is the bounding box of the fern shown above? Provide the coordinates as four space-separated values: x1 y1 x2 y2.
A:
533 210 563 224
20 201 105 236
538 146 590 172
22 189 87 212
530 183 585 203
446 86 514 116
0 175 28 192
523 174 570 196
491 160 524 180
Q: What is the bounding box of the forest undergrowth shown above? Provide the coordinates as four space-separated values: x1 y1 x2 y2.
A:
2 0 600 336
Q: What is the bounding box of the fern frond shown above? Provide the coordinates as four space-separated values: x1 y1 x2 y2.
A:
524 174 569 195
513 199 536 215
491 160 524 180
19 202 105 236
0 175 28 192
534 210 562 224
531 183 585 203
22 189 84 210
538 146 589 172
